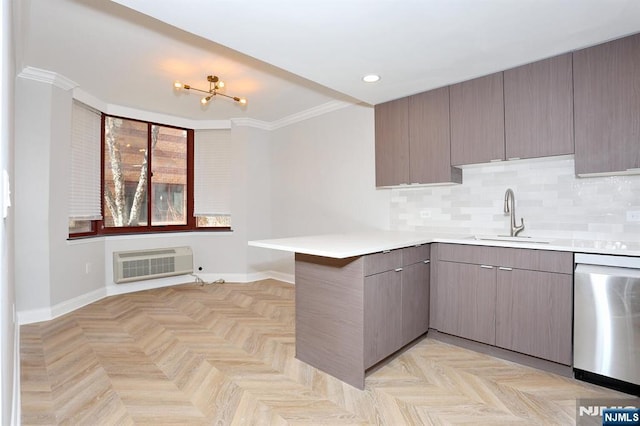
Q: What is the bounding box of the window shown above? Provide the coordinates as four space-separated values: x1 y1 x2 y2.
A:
69 111 232 237
102 115 195 233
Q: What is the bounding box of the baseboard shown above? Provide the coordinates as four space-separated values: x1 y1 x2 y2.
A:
264 270 295 284
51 287 107 319
11 322 20 426
106 274 195 296
17 270 295 325
17 287 107 325
194 271 295 284
16 306 51 325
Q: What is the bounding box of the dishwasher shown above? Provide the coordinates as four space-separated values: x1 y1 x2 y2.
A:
574 253 640 395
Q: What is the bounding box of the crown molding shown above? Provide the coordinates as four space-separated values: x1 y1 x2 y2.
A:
268 100 354 130
21 67 358 131
17 66 78 91
106 103 231 130
230 117 272 130
231 100 356 131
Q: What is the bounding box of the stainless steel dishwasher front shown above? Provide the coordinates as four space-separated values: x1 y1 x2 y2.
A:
574 253 640 394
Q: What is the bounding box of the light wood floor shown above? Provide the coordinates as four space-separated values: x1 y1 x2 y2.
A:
21 279 629 425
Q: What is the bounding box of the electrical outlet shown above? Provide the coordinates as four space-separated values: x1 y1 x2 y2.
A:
420 209 431 219
627 210 640 222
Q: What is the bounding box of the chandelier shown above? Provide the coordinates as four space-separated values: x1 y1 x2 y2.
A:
173 75 247 106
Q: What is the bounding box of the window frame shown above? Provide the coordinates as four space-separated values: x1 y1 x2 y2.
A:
69 113 232 238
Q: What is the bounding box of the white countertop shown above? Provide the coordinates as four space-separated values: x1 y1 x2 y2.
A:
248 230 640 258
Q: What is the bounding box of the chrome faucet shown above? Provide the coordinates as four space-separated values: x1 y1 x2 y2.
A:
504 188 525 237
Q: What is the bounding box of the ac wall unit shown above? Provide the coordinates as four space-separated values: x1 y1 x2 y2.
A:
113 246 193 284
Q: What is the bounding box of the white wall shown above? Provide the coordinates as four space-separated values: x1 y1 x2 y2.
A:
235 125 275 275
269 103 390 274
14 77 54 313
391 156 640 242
1 0 16 422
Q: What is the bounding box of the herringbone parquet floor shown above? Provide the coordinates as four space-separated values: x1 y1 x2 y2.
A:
21 279 628 425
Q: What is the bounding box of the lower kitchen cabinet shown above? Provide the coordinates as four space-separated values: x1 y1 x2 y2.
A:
496 268 572 365
364 270 402 367
438 260 496 345
401 260 430 346
365 245 431 367
434 244 573 365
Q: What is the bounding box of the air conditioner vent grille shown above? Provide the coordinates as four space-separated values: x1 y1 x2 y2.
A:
113 246 192 283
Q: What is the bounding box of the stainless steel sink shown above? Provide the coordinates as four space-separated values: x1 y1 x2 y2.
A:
467 235 553 244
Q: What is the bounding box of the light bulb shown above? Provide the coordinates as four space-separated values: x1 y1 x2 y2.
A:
174 81 183 89
239 98 247 105
218 81 225 88
201 96 210 105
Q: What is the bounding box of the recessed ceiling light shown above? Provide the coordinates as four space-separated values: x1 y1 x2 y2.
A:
362 74 381 83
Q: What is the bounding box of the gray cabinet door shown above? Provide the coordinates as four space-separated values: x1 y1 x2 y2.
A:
496 268 572 365
408 88 462 184
450 72 505 166
573 33 640 175
364 270 402 368
504 53 574 160
437 261 496 345
375 98 410 186
401 261 430 346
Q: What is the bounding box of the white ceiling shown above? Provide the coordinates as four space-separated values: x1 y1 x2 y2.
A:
18 0 640 124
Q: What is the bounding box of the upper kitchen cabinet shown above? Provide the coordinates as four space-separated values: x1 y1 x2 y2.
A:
450 72 505 166
504 53 574 160
573 33 640 176
375 98 410 186
375 88 462 187
408 88 462 185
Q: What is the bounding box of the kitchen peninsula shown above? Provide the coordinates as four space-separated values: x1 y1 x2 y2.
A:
249 231 640 389
251 231 435 389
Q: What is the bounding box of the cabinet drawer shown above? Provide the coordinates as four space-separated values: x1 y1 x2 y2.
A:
364 249 403 276
494 247 573 274
402 244 430 266
436 244 573 274
437 244 497 265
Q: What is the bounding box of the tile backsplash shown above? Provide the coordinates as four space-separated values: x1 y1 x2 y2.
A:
390 156 640 242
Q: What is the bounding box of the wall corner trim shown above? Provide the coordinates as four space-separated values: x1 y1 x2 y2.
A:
17 66 78 91
11 323 21 426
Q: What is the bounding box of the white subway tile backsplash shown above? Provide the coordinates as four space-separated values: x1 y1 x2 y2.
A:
390 156 640 241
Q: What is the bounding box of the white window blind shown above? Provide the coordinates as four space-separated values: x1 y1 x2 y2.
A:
194 130 231 216
69 100 102 220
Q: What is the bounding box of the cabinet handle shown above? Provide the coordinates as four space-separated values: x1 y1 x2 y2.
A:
489 159 503 163
394 268 403 272
626 168 640 172
507 157 520 161
382 250 391 254
423 260 430 264
480 265 494 269
498 267 513 271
